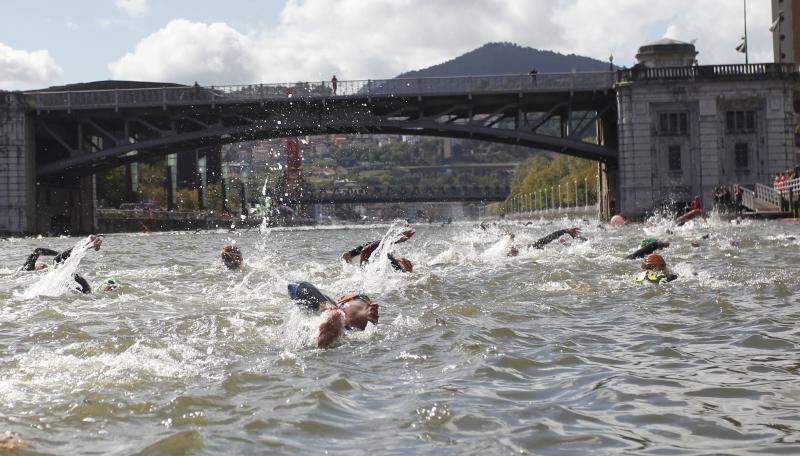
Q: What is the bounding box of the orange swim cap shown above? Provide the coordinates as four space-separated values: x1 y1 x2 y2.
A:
610 215 625 226
642 253 665 269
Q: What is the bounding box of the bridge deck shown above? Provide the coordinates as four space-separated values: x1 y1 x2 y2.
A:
23 72 616 111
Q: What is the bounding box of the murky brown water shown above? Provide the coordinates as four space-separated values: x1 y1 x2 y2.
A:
1 215 799 455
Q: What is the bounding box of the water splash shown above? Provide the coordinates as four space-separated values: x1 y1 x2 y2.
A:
20 236 96 298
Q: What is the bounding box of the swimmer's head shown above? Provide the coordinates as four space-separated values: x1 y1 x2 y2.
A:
221 244 243 269
641 253 666 271
394 256 413 272
337 293 379 330
640 237 658 248
99 277 120 292
35 262 48 270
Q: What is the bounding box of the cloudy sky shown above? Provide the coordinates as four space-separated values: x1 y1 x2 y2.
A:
0 0 778 90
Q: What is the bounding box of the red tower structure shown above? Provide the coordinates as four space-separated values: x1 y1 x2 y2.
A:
283 137 305 201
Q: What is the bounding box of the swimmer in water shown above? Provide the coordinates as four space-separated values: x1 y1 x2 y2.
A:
221 244 243 270
505 227 583 256
97 277 120 292
288 281 380 348
634 253 678 284
387 253 413 272
625 237 670 260
20 234 103 293
341 228 415 272
527 227 584 249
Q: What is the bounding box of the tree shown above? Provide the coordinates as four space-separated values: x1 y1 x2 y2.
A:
510 155 597 207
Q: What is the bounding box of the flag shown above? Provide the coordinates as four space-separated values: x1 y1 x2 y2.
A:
736 37 747 54
770 15 782 32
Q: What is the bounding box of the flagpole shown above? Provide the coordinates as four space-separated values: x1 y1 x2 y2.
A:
744 0 749 64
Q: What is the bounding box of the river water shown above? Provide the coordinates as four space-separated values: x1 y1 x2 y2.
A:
1 216 799 455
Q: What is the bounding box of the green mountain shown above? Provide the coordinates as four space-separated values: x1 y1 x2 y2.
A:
396 42 611 78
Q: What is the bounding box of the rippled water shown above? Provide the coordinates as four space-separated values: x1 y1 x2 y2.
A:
1 215 800 455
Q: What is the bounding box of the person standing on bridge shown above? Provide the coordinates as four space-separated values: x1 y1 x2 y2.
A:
331 75 338 95
529 68 538 85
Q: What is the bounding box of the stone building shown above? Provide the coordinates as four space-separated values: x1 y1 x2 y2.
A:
615 39 797 216
772 0 800 63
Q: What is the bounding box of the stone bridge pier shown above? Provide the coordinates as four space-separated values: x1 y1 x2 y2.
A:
0 93 36 234
1 92 96 235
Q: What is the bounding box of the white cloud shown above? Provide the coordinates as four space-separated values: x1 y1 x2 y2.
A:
554 0 773 66
66 21 79 31
97 18 115 29
107 0 776 85
115 0 148 17
0 42 63 89
108 19 257 83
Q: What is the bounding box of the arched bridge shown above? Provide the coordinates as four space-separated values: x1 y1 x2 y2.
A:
23 72 619 180
284 185 510 204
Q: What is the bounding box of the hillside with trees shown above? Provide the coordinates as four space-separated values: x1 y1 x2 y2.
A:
397 42 611 78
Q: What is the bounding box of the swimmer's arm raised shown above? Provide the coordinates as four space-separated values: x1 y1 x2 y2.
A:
21 248 59 271
624 241 669 260
528 228 576 249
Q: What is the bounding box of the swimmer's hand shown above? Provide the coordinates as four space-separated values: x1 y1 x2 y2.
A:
395 229 415 244
318 309 345 349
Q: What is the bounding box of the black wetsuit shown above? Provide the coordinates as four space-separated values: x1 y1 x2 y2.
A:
527 229 580 250
624 241 669 260
21 248 59 271
289 282 333 311
21 247 91 293
346 240 381 263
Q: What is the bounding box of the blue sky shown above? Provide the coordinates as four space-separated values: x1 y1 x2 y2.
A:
0 0 776 90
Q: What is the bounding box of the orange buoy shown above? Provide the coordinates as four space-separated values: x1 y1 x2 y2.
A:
610 215 625 226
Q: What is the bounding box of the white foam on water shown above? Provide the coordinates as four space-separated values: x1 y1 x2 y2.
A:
19 237 96 299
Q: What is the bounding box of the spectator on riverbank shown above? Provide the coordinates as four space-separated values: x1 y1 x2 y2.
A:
735 185 744 214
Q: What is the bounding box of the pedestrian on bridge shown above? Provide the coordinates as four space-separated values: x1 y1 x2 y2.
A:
529 68 538 85
331 75 338 95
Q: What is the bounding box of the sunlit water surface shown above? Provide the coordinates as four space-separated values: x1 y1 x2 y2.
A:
1 216 800 455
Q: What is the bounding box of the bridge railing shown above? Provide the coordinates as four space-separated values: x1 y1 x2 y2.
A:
754 183 783 209
287 185 510 202
23 71 616 110
616 63 799 83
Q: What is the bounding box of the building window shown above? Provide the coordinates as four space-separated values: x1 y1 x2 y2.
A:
734 142 749 171
726 110 755 133
658 112 688 135
668 145 682 172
